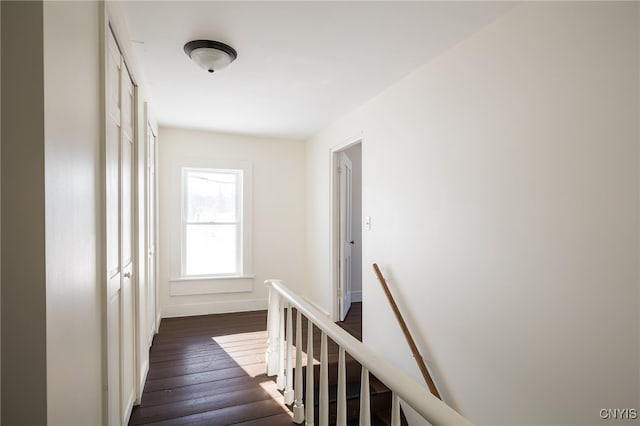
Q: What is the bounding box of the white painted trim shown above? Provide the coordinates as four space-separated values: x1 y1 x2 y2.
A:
169 158 254 283
161 298 268 318
329 135 363 322
155 313 162 334
351 290 362 303
145 103 159 137
137 358 149 407
123 393 135 426
147 325 154 348
98 4 109 426
152 112 160 337
170 275 255 282
169 276 253 296
104 2 145 91
180 167 245 278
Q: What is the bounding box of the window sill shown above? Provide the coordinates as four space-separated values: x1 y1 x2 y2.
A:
169 276 254 296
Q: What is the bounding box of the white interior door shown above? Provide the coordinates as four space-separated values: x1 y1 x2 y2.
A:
146 124 157 342
106 28 136 425
339 152 354 321
120 59 136 423
106 30 122 426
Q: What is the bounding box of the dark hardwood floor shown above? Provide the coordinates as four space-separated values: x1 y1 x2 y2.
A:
130 304 363 426
129 310 291 426
337 302 362 341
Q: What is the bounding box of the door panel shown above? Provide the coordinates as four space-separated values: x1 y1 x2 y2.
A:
107 277 120 426
121 264 135 421
121 70 134 267
147 126 157 341
120 62 136 421
339 153 353 321
107 33 121 126
121 133 133 266
106 120 120 277
106 32 120 277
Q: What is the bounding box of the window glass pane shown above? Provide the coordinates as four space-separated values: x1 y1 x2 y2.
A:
186 171 237 223
185 224 237 276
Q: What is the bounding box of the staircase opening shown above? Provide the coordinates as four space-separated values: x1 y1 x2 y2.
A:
130 308 406 426
290 306 407 426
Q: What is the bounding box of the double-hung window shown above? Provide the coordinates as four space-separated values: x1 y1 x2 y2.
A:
182 168 243 277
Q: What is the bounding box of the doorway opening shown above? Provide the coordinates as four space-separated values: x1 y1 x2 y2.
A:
331 141 362 330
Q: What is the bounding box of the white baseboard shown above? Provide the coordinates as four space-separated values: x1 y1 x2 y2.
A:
148 325 154 348
137 358 149 404
123 393 135 426
161 298 268 318
155 312 162 333
351 290 362 303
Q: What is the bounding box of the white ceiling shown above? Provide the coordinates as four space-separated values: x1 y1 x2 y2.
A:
122 1 514 140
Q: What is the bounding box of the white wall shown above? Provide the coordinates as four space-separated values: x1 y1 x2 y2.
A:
43 2 103 424
305 2 639 425
159 127 306 317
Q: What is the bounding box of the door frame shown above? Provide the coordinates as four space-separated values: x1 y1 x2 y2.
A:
132 104 159 404
330 137 362 322
145 107 160 337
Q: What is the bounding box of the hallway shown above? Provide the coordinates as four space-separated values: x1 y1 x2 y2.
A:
129 311 292 425
130 304 365 425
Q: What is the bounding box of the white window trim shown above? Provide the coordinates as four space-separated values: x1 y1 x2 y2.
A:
169 276 254 296
181 167 243 278
169 159 253 295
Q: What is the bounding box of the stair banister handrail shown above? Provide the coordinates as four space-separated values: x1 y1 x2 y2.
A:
265 279 473 426
373 263 441 399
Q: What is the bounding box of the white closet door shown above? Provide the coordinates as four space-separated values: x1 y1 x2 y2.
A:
106 27 137 425
106 29 122 426
120 61 136 422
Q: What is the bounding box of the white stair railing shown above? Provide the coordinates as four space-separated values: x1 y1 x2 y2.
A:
265 279 474 426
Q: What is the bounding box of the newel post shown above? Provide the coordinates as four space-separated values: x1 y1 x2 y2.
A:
265 281 281 377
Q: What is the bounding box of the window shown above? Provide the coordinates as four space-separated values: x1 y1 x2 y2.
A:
182 168 243 277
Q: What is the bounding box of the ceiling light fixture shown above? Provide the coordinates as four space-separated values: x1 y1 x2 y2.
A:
184 40 237 73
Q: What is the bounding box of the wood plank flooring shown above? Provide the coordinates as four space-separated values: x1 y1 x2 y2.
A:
129 310 292 426
130 304 363 426
337 302 362 341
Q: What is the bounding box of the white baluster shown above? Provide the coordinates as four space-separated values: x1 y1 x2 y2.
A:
293 310 305 423
284 304 294 404
276 298 285 390
319 332 328 426
265 287 280 376
337 347 347 426
359 366 370 426
305 320 314 426
391 392 400 426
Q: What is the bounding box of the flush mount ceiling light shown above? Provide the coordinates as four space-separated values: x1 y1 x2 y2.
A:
184 40 237 73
